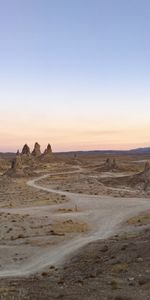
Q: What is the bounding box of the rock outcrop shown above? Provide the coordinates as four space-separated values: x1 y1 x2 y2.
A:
129 161 150 191
5 152 25 177
12 153 22 170
22 144 30 156
32 142 41 157
94 158 124 173
0 158 7 171
43 144 52 155
144 161 150 173
40 143 55 162
143 162 150 190
111 159 117 169
105 158 112 169
99 158 119 172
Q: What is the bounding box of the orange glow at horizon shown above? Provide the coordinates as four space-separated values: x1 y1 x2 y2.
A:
1 85 150 152
1 126 150 152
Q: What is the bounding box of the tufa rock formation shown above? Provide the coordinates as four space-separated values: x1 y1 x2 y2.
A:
43 144 52 155
144 161 150 173
129 161 150 191
143 162 150 190
0 158 8 171
16 150 20 156
100 158 119 172
40 143 55 162
94 158 126 173
20 142 53 158
32 142 41 157
22 144 30 156
12 152 22 170
5 152 25 177
111 158 118 169
105 158 112 169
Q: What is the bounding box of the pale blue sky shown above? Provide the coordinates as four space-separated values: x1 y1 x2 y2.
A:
0 0 150 151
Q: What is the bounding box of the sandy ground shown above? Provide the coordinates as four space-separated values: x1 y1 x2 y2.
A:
0 155 150 299
0 213 149 300
38 170 148 198
0 168 150 278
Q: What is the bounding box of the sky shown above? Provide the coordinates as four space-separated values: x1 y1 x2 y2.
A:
0 0 150 152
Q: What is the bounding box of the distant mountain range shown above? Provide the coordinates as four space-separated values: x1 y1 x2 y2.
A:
128 147 150 154
1 147 150 158
57 147 150 156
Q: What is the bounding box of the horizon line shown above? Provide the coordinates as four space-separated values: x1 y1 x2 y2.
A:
0 146 150 154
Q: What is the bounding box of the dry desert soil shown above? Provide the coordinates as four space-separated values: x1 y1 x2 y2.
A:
0 153 150 299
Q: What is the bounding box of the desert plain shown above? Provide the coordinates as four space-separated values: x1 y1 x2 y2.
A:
0 144 150 300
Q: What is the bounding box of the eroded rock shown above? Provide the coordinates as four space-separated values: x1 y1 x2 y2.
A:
32 142 41 157
0 158 8 171
43 144 52 155
100 158 119 172
144 162 150 173
22 144 30 156
5 152 25 177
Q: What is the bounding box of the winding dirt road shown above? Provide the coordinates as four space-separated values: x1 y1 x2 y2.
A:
0 170 150 278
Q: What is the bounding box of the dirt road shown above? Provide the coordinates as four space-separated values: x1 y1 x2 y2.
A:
0 171 150 278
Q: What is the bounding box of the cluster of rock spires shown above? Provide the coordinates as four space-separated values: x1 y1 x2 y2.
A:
105 158 118 170
21 142 52 157
99 158 119 172
5 143 53 177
